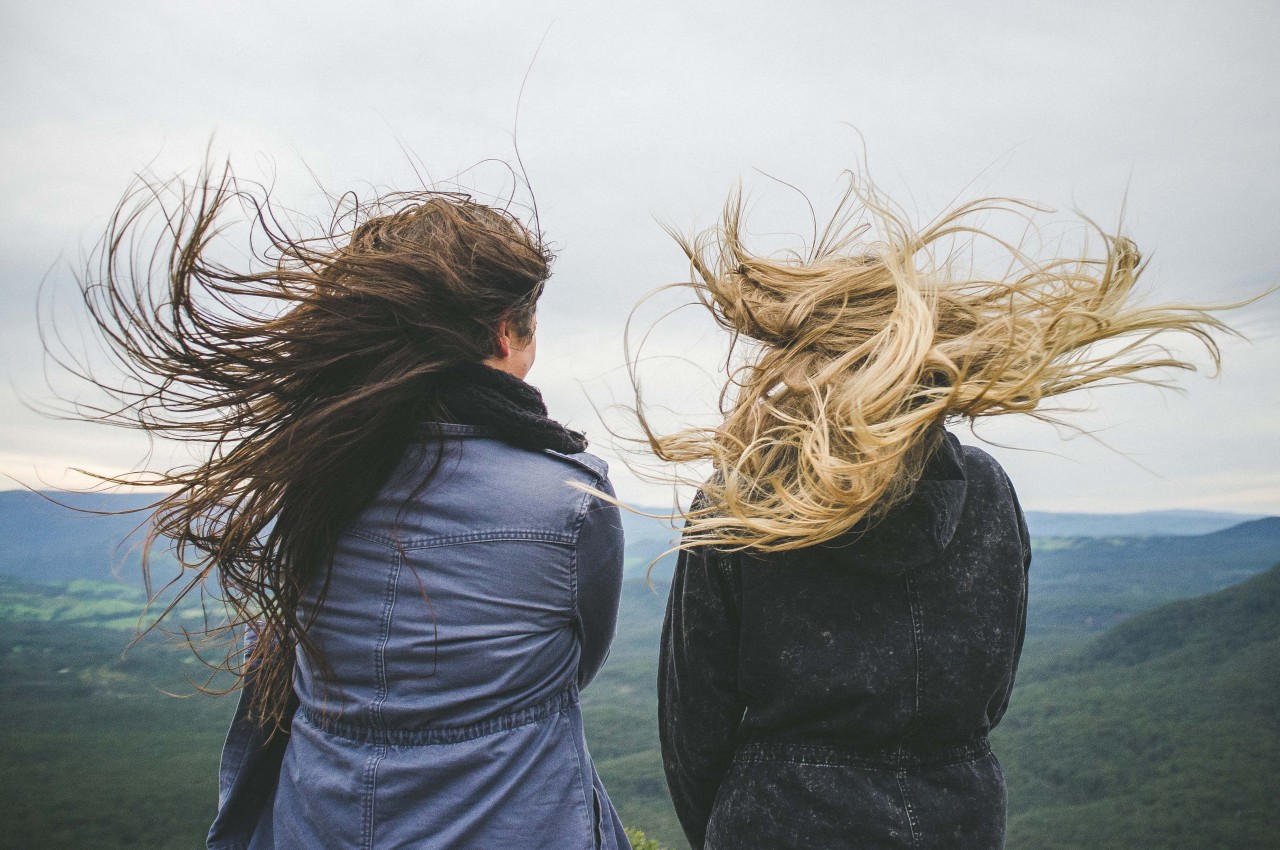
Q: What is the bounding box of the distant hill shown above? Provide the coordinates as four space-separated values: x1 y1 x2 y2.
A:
994 561 1280 849
3 489 1271 585
618 509 681 578
620 507 1273 578
0 492 683 584
1024 517 1280 639
0 491 159 586
0 493 1276 850
630 506 1266 541
1023 509 1265 538
4 488 1278 661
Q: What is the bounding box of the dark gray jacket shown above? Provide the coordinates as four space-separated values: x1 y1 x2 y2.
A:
659 432 1030 849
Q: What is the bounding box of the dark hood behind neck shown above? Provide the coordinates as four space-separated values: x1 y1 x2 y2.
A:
783 430 969 578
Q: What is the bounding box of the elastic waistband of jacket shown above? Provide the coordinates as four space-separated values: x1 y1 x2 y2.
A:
736 736 991 772
299 686 579 746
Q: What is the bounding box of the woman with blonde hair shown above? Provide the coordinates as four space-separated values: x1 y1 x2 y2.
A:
649 178 1232 849
64 165 632 849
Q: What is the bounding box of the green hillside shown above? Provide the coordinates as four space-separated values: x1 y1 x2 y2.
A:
0 492 158 585
995 562 1280 849
1 516 1277 849
0 618 234 850
583 576 686 847
1024 517 1280 640
0 574 685 850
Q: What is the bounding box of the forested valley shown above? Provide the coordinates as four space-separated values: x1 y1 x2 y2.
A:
1 492 1276 849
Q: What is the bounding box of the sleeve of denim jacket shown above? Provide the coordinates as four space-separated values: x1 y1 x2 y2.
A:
659 544 744 850
574 483 625 689
207 625 296 849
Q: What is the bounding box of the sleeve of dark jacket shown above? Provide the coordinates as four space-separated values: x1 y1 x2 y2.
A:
659 544 745 849
989 467 1033 727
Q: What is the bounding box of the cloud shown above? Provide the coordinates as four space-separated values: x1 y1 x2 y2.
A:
2 0 1277 512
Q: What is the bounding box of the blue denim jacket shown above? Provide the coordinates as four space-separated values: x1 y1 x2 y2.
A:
208 424 630 849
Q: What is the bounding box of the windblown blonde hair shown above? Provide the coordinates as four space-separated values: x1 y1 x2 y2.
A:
636 177 1235 552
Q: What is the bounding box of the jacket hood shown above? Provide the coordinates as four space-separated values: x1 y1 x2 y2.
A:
785 430 969 578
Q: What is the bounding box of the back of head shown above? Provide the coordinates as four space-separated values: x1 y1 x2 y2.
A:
640 177 1233 553
326 196 548 364
63 166 553 728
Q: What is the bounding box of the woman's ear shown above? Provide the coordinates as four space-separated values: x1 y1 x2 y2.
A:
494 318 512 358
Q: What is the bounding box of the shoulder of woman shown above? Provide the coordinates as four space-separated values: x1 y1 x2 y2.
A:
540 448 610 484
952 440 1023 506
950 438 1006 480
958 442 1000 470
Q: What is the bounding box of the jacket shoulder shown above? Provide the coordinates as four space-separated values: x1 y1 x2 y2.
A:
955 441 1028 543
540 448 610 484
957 442 1013 489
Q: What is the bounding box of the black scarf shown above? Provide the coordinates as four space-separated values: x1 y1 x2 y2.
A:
431 362 587 455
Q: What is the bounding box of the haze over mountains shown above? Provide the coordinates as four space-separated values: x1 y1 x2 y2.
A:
1021 509 1266 538
4 489 1262 583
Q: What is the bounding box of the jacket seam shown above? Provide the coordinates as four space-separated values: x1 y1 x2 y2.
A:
341 526 576 549
360 550 402 848
542 447 609 481
733 753 901 773
905 574 924 738
895 765 922 849
360 744 384 849
370 551 403 729
300 685 580 746
734 739 992 771
567 488 594 636
566 707 595 850
732 752 990 772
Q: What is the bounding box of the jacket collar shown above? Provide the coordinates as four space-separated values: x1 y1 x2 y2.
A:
786 430 969 577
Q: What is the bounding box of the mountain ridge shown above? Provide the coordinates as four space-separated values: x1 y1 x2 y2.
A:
0 494 1276 848
996 562 1280 849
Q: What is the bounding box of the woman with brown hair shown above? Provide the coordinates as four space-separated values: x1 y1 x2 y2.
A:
67 166 631 849
645 178 1235 849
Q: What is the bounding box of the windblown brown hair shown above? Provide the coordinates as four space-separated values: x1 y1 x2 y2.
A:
55 161 551 728
633 176 1245 553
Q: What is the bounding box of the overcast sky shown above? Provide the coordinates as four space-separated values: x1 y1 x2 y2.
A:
2 0 1277 514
